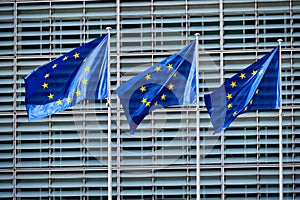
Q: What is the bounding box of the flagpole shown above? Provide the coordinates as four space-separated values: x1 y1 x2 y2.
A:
194 33 200 200
106 27 112 200
277 38 283 200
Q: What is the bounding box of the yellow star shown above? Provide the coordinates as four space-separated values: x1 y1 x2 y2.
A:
76 90 81 96
145 74 151 80
252 70 257 76
73 52 80 59
67 97 72 103
230 81 236 88
233 111 237 116
57 99 62 105
141 98 147 104
140 86 146 92
52 64 57 69
168 83 174 90
240 73 246 79
82 78 88 85
44 73 50 78
167 64 173 70
256 89 259 94
83 58 87 62
42 82 48 89
84 66 90 72
227 103 232 109
63 56 68 61
161 94 166 100
259 69 263 75
244 106 248 111
173 72 177 77
146 102 151 107
226 93 232 100
48 93 54 100
250 100 253 105
155 66 161 72
154 101 158 106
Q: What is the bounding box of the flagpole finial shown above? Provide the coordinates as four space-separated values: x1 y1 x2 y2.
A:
106 27 112 31
277 39 283 44
194 33 200 37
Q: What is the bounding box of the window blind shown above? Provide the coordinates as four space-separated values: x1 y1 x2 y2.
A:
0 0 299 199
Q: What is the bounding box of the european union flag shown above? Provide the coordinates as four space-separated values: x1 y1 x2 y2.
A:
117 40 197 134
25 34 108 121
204 45 280 133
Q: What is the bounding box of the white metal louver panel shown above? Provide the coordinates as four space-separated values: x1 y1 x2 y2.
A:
0 0 299 199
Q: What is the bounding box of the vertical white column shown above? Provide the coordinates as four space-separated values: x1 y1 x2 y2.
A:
277 38 283 200
219 1 225 199
115 0 121 199
106 27 112 200
12 2 18 199
194 33 200 200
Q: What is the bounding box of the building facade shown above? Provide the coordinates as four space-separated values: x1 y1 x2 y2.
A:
0 0 299 199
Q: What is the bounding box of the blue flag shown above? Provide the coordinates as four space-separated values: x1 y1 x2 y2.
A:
25 34 108 121
117 40 197 134
204 45 280 133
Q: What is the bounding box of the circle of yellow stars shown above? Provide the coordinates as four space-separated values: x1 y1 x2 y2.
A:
138 63 177 108
42 51 89 106
226 69 264 117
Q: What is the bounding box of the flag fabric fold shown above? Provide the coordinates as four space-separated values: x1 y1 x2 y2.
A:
204 45 280 133
117 40 197 134
25 34 108 121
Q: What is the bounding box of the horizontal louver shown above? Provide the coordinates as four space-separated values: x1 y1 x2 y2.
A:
0 0 299 199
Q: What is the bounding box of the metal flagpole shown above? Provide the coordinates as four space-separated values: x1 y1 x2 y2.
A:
277 38 283 200
194 33 200 200
106 27 112 200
